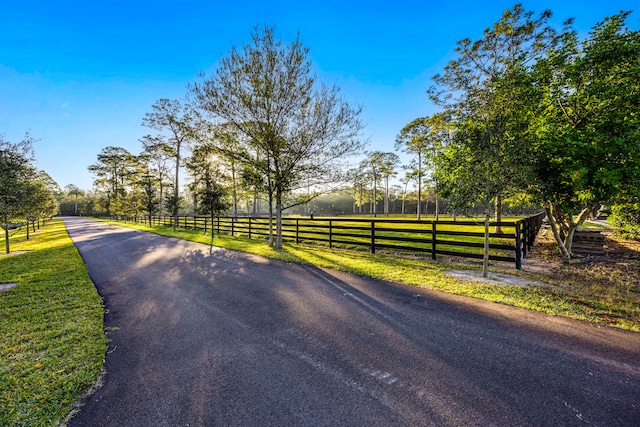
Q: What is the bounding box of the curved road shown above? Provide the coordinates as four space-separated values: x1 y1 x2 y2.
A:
64 217 640 426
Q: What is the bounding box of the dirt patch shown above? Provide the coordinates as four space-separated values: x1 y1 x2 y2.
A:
0 250 31 257
0 283 18 291
446 225 639 292
445 270 547 287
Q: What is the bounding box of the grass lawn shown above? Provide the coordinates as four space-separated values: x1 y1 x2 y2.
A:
104 218 639 332
0 219 105 426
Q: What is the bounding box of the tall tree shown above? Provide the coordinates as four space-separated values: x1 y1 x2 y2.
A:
348 167 370 214
360 152 383 217
142 99 199 229
65 184 83 215
0 134 38 253
134 153 161 226
532 12 640 259
192 25 365 248
140 135 174 215
88 146 137 216
396 113 451 220
197 169 229 249
428 4 560 226
378 152 401 216
396 118 428 219
23 171 58 238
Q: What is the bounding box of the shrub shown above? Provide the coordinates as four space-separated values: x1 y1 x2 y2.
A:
610 202 640 239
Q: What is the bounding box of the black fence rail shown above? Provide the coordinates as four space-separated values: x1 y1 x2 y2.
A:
113 212 546 270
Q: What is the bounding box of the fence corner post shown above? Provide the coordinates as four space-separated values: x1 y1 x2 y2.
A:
431 221 437 260
329 220 333 249
515 222 522 270
370 221 376 254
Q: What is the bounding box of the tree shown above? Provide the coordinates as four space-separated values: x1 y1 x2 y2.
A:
0 134 56 253
142 99 199 230
396 118 428 219
531 12 640 259
88 146 137 216
428 4 560 227
135 154 161 226
1 134 33 253
192 25 365 248
197 169 229 250
378 152 400 216
140 135 174 215
396 113 451 220
348 167 370 214
24 171 58 238
65 184 83 215
360 152 383 217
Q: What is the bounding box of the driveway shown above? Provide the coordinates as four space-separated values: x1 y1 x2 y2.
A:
64 217 640 426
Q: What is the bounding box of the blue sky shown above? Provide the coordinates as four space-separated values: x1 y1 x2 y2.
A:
1 1 638 190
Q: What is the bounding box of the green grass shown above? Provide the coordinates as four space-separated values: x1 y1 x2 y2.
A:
0 219 106 427
102 218 640 332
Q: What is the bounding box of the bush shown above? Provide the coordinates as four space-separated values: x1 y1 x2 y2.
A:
610 202 640 239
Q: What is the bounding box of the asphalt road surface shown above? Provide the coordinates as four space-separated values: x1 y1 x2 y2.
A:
64 217 640 426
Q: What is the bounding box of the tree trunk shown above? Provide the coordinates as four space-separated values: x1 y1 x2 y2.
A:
483 214 490 278
494 195 503 234
545 203 592 261
373 173 378 218
417 152 422 220
434 179 439 221
545 205 571 260
275 187 283 249
4 226 9 254
384 177 389 216
231 163 238 219
267 192 274 247
174 141 181 231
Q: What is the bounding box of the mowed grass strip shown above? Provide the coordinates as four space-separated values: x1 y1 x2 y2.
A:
0 219 105 427
101 218 639 331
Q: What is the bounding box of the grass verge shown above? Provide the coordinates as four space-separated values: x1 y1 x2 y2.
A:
0 219 105 426
102 218 639 332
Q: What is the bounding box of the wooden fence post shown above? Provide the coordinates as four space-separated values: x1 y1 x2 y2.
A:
483 214 490 278
370 221 376 254
295 219 299 244
515 222 522 270
249 217 252 239
431 222 437 260
329 220 333 249
521 220 528 259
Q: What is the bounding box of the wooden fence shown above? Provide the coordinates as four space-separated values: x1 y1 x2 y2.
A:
113 212 546 270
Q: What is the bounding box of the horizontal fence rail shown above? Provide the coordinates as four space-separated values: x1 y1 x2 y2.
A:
111 212 546 270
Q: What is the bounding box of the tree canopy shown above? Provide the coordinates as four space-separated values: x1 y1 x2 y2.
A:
191 25 365 248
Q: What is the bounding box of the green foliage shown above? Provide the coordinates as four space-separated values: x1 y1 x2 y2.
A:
610 203 640 239
429 5 557 219
0 219 105 426
532 11 640 258
1 134 59 253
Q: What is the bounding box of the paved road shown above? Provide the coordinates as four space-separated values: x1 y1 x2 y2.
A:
64 217 640 426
